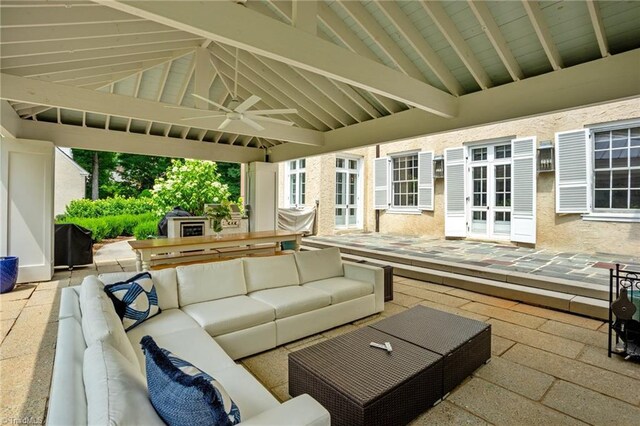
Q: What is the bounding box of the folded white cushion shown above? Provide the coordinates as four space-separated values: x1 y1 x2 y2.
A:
177 259 247 306
126 308 201 350
84 341 164 426
79 276 139 369
249 286 331 319
294 247 344 284
243 255 300 292
182 295 275 336
303 277 373 304
100 269 179 310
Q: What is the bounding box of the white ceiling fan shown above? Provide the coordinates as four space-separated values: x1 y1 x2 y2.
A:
169 48 297 131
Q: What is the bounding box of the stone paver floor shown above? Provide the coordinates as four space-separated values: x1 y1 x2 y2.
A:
306 233 640 286
2 239 640 425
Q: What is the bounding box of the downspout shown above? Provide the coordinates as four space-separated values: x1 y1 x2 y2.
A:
375 145 380 233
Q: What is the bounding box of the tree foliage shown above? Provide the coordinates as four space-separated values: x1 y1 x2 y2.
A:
216 162 242 200
151 159 234 216
71 149 117 199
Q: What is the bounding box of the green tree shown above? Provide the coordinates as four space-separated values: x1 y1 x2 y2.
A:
151 159 233 216
71 149 118 200
216 162 242 200
116 153 172 196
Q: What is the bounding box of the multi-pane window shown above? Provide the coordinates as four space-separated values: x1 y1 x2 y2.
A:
287 159 306 207
391 154 418 207
593 127 640 210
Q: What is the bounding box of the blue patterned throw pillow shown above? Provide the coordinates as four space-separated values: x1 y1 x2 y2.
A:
104 272 160 331
140 336 241 426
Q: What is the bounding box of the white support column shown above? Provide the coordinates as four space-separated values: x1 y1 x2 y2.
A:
247 162 279 232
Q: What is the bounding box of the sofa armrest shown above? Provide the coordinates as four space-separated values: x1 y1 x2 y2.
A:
343 261 385 312
240 394 330 426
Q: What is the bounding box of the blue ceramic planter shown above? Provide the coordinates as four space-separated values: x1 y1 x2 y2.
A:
0 256 19 294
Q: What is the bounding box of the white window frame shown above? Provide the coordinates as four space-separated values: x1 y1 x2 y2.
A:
335 155 364 229
388 151 420 214
582 119 640 223
285 159 306 208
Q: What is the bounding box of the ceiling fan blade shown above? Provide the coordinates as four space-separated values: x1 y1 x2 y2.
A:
191 94 232 112
234 95 261 113
250 115 295 126
241 116 265 131
218 118 233 130
245 108 298 116
180 113 226 121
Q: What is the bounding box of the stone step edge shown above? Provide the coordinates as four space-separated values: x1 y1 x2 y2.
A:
302 240 609 302
301 245 608 321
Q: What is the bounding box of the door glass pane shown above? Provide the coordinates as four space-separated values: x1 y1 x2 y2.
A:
471 211 487 233
300 173 306 204
336 158 344 168
495 165 511 207
289 174 296 204
349 174 357 205
472 147 487 161
495 145 511 159
289 161 297 170
349 159 357 170
335 208 345 226
335 173 344 205
472 166 487 207
494 211 511 235
299 159 306 168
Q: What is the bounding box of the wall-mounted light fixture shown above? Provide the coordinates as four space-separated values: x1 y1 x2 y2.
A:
433 155 445 178
537 140 554 172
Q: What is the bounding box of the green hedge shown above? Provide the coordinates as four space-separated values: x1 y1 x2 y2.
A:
133 220 159 241
58 213 157 242
62 196 155 219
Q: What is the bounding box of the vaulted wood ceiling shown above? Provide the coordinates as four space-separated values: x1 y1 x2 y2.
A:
1 1 639 163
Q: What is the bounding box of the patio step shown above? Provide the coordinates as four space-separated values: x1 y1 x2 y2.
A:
301 242 609 320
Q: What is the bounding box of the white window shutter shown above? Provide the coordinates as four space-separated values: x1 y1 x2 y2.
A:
555 129 591 213
374 157 389 210
444 147 466 237
511 137 537 244
417 151 434 211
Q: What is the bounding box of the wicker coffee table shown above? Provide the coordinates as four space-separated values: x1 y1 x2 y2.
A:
288 306 491 426
289 327 442 426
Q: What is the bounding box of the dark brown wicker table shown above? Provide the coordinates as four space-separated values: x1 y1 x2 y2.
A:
289 327 442 426
288 306 491 426
371 306 492 396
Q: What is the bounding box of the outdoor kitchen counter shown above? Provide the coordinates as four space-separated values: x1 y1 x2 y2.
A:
129 230 302 271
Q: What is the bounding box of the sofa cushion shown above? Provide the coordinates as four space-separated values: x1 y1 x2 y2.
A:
177 259 247 307
84 341 164 426
129 327 236 376
104 272 160 331
249 286 331 319
294 247 344 284
100 269 179 310
126 308 201 350
243 255 300 293
181 296 275 337
79 276 139 369
303 277 374 304
141 336 242 426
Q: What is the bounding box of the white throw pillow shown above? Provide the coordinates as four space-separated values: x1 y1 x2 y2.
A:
294 247 344 284
83 341 164 426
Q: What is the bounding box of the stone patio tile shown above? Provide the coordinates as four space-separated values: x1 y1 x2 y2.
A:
511 303 604 330
96 264 124 274
502 344 640 406
399 287 469 308
0 321 58 360
394 278 454 294
487 319 584 358
409 400 488 425
381 301 408 317
538 320 609 349
446 288 518 308
322 323 358 339
0 299 28 321
463 303 547 329
14 303 58 327
35 279 70 291
491 335 515 356
24 289 60 308
418 301 489 322
448 378 585 426
0 351 55 401
51 269 71 280
391 292 422 308
0 396 47 425
473 357 554 401
241 347 289 389
270 383 290 402
578 345 640 381
0 285 36 302
0 320 14 344
543 380 640 425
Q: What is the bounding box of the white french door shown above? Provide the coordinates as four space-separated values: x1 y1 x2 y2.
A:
335 157 362 229
467 143 512 240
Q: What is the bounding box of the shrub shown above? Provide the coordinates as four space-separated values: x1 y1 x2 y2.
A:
64 196 155 218
133 220 159 240
58 213 157 242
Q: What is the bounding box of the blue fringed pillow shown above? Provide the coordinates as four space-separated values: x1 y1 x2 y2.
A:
140 336 241 426
104 272 160 331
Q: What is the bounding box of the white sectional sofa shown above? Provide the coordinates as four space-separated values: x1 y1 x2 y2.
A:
48 248 384 425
